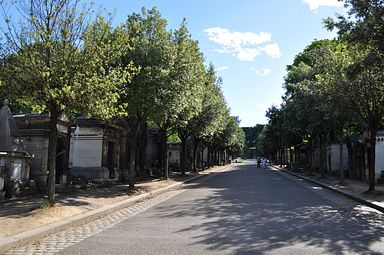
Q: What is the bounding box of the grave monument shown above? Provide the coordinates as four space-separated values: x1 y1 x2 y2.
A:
0 99 34 199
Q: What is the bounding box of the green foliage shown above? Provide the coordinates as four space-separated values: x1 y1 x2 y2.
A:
242 124 264 157
0 1 135 118
324 0 384 52
263 0 384 190
167 133 181 143
0 0 137 202
188 64 228 142
262 39 361 160
0 2 242 178
283 39 354 142
119 7 173 121
324 0 384 190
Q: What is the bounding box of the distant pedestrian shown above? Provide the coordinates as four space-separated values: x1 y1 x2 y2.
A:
257 157 261 168
262 159 267 168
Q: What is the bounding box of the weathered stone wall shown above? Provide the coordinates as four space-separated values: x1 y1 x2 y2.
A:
69 126 104 168
22 136 49 186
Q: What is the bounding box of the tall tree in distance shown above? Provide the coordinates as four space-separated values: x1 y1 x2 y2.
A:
188 64 228 171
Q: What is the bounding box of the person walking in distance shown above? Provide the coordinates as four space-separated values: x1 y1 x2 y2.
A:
262 158 267 168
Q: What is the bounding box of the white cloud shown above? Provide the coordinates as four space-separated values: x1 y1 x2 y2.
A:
251 68 271 76
237 48 261 61
204 27 271 48
204 27 281 61
303 0 344 12
216 66 229 71
261 43 281 59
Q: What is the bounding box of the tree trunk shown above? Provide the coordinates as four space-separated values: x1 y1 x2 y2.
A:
160 128 169 179
135 137 140 178
309 138 314 175
119 130 128 183
139 122 148 176
201 142 205 171
47 109 59 204
368 128 377 191
339 138 344 184
320 135 326 179
127 117 140 190
215 150 218 166
192 138 199 172
180 135 187 176
207 147 211 167
128 137 136 190
210 149 213 167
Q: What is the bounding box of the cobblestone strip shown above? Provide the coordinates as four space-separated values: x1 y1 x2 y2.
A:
3 189 186 255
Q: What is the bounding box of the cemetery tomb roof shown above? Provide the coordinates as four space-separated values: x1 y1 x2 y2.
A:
0 100 26 152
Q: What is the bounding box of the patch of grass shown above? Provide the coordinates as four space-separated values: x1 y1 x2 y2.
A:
39 201 55 209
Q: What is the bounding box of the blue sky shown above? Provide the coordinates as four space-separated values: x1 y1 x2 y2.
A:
95 0 347 127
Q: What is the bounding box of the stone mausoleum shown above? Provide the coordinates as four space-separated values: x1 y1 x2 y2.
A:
69 117 124 182
0 100 34 199
14 112 71 187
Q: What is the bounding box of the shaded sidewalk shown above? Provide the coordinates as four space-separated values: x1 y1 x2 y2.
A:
0 164 234 253
273 165 384 213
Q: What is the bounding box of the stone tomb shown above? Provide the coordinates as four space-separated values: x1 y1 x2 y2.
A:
14 113 70 187
69 117 123 182
0 100 34 199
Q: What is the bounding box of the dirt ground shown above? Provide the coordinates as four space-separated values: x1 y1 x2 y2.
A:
0 177 183 238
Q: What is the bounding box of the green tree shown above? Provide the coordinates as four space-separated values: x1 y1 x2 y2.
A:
325 0 384 191
173 19 206 176
312 41 359 184
118 7 173 188
147 17 207 178
243 124 264 158
0 0 134 203
343 48 384 191
224 116 245 159
186 65 228 171
283 40 348 177
256 124 279 160
265 105 285 166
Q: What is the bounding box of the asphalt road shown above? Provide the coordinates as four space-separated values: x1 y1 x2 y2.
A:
59 160 384 255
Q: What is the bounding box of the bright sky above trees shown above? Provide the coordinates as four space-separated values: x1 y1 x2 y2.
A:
96 0 346 126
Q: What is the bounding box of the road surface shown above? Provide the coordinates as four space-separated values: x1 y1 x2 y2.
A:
6 160 384 255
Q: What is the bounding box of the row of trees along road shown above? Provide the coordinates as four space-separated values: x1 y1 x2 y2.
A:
0 1 245 204
257 0 384 192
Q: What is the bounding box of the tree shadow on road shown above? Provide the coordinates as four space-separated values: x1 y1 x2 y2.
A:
153 164 384 254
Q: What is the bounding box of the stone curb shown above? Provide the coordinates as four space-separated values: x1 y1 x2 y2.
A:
271 165 384 214
0 164 233 254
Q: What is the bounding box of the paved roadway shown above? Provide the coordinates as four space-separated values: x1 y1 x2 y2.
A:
6 160 384 255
